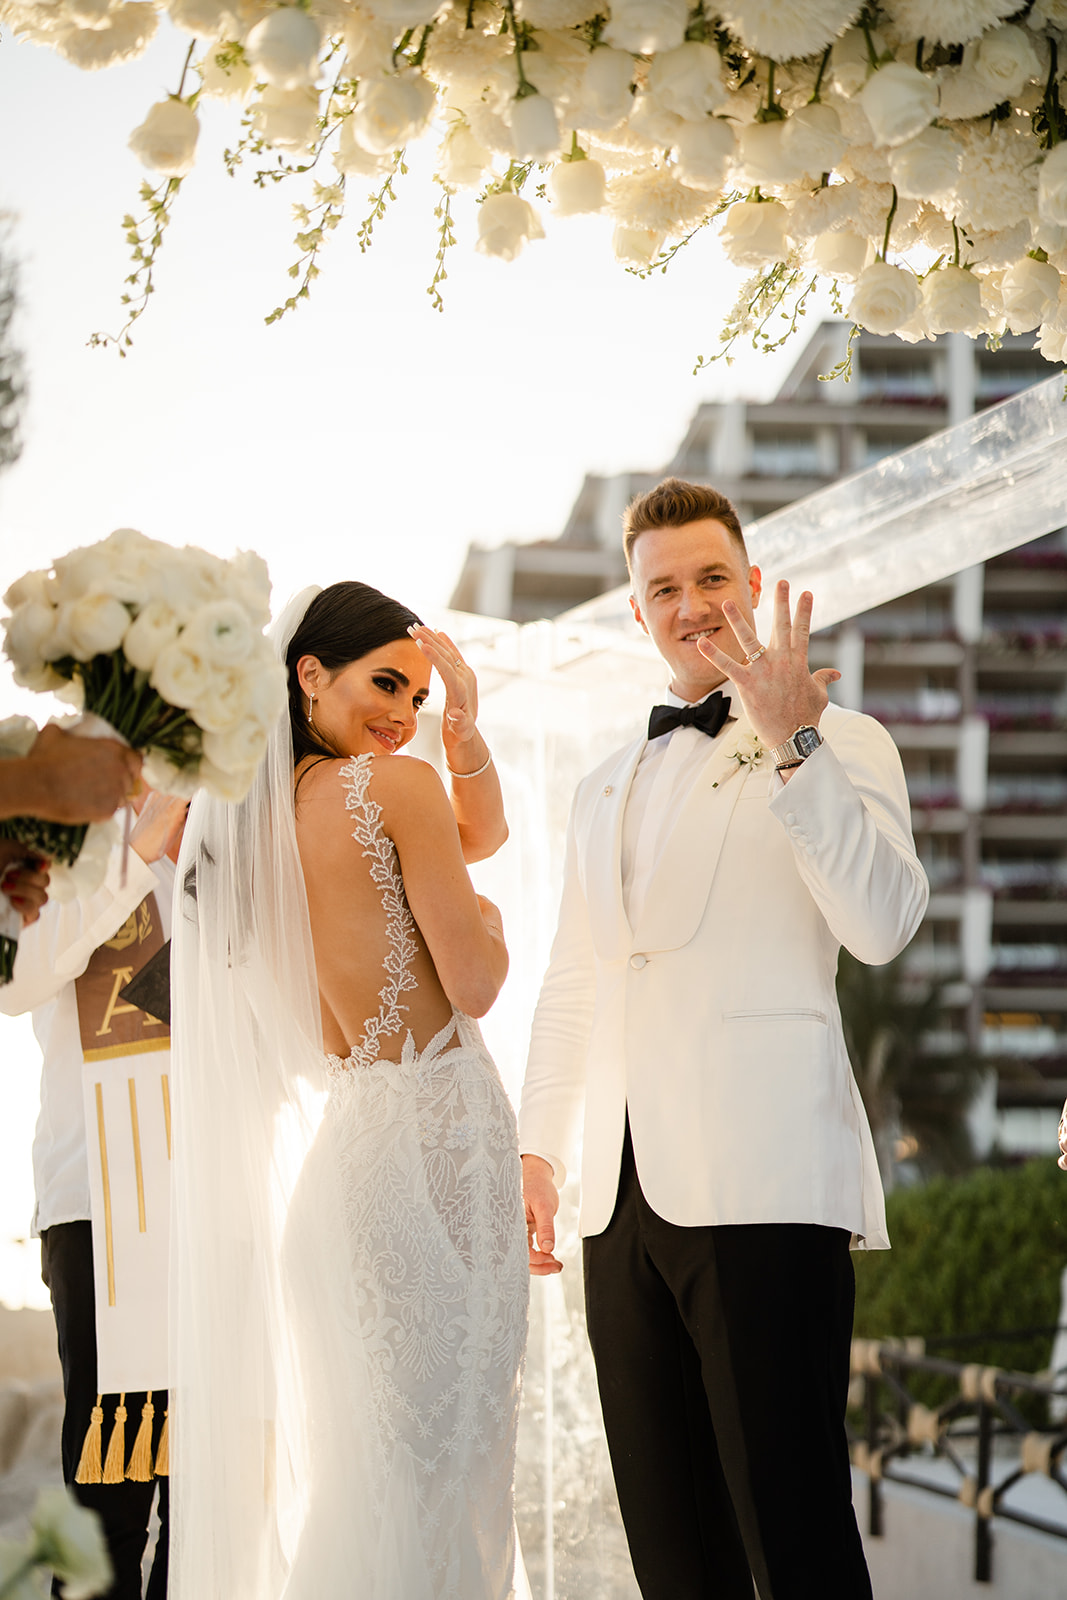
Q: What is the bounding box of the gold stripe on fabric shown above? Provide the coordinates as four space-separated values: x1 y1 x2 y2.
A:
82 1036 170 1064
161 1074 172 1161
128 1079 146 1233
94 1083 116 1307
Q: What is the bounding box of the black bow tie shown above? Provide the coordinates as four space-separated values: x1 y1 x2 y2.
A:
647 692 731 742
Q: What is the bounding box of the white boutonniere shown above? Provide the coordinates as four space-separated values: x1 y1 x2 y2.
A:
712 733 765 787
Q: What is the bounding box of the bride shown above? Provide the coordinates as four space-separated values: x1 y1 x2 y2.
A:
170 583 529 1600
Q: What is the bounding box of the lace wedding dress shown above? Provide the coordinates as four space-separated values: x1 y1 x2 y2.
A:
281 755 530 1600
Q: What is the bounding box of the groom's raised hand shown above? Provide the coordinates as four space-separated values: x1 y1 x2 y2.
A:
522 1154 563 1275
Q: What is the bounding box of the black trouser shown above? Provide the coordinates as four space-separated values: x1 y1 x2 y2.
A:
40 1222 168 1600
583 1122 871 1600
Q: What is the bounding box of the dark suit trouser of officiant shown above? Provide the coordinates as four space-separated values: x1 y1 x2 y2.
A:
583 1121 872 1600
41 1222 169 1600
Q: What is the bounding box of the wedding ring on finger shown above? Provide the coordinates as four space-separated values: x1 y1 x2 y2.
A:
745 645 767 664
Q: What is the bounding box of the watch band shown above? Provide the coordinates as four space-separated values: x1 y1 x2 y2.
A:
770 725 823 767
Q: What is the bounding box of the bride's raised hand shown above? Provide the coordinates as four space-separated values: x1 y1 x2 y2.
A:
409 625 478 743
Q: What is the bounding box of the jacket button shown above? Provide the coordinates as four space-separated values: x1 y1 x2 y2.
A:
785 812 797 824
629 954 648 970
806 843 817 856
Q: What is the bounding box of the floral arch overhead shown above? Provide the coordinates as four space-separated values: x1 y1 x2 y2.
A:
6 0 1067 365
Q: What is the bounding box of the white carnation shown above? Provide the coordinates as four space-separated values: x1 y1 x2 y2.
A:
809 228 870 280
780 102 848 176
921 264 984 334
736 120 805 187
601 0 687 55
436 120 492 188
476 191 544 260
1038 143 1067 228
52 2 156 69
353 71 435 154
999 255 1062 332
611 224 665 266
878 0 1018 47
128 97 199 176
366 0 438 23
252 85 320 152
609 169 711 239
626 92 683 149
786 180 860 242
516 29 587 109
66 0 114 29
720 199 791 267
847 258 921 334
646 42 725 121
342 13 395 79
954 119 1040 233
516 0 599 22
509 91 560 161
717 0 863 64
549 156 607 215
887 125 961 201
245 6 320 89
198 39 255 100
673 118 735 191
167 0 226 35
570 46 634 131
857 61 938 149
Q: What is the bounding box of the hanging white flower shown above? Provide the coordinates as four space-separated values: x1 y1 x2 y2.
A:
67 0 118 29
252 85 320 152
476 191 545 261
627 92 684 149
609 169 711 239
736 121 805 188
52 1 157 68
830 28 877 98
808 228 870 280
921 264 985 334
245 7 321 89
435 120 493 189
673 117 735 191
717 0 863 64
720 199 791 267
198 39 255 101
879 0 1019 48
342 13 395 79
857 61 939 149
166 0 227 36
367 0 439 23
333 118 394 177
646 42 726 121
780 102 849 176
353 70 435 154
516 0 599 22
509 91 561 161
848 259 921 334
999 255 1062 332
887 126 961 202
1038 143 1067 227
128 97 199 175
971 23 1043 103
516 29 587 108
601 0 688 55
549 155 607 215
954 119 1040 233
568 44 634 131
611 224 666 266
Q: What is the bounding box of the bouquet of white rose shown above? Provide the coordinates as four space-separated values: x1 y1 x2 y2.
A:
0 527 287 981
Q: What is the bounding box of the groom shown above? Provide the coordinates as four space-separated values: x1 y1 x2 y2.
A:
519 479 928 1599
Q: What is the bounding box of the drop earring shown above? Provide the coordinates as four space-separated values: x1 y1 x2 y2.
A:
307 692 316 726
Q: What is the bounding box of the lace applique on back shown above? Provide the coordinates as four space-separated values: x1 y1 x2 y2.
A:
335 753 419 1069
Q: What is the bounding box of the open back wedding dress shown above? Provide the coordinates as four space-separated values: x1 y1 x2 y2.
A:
169 591 528 1600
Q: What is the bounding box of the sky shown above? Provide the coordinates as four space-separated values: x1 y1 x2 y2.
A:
0 23 809 1307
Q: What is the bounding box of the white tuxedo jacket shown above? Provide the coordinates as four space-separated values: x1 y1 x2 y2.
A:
518 704 929 1250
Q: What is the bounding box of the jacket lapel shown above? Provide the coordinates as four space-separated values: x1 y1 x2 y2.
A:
583 736 644 961
631 717 760 954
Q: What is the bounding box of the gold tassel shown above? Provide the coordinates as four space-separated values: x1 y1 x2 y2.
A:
154 1409 169 1477
74 1396 104 1485
126 1392 155 1483
102 1394 128 1484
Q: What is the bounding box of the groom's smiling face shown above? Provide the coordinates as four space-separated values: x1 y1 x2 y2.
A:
629 519 762 703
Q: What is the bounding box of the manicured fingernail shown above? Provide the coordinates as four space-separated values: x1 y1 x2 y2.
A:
406 624 418 637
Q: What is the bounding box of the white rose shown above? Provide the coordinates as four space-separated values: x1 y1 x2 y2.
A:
168 0 228 36
626 92 683 149
921 264 984 334
202 719 269 776
196 757 258 803
830 28 880 99
3 602 55 676
809 229 870 280
857 61 939 149
128 98 199 177
181 600 255 668
226 549 271 630
150 639 213 709
673 117 735 191
50 544 114 606
611 224 665 266
999 255 1061 332
3 569 52 610
736 120 805 187
436 120 492 188
602 0 687 54
570 46 634 131
0 716 39 760
647 41 725 121
476 191 544 261
333 119 393 178
847 258 922 335
30 1486 113 1600
549 156 606 215
353 71 436 155
972 23 1042 103
61 594 131 661
509 91 560 161
780 102 848 176
245 7 321 90
48 819 120 904
252 85 320 152
720 199 791 267
122 601 181 673
1038 143 1067 227
516 29 587 108
342 14 394 79
140 748 201 799
887 125 961 201
190 667 254 734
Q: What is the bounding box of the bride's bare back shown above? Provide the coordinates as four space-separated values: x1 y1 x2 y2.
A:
295 750 506 1061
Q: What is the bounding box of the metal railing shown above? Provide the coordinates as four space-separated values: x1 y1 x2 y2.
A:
849 1332 1067 1583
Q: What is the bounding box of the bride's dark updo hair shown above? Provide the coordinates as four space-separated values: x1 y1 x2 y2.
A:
286 580 422 770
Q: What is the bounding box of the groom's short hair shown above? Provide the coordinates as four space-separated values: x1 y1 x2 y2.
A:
623 478 748 572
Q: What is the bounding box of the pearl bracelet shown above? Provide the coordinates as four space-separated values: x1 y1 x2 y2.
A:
446 753 493 779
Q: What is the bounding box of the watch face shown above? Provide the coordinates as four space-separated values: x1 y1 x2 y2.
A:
794 726 822 757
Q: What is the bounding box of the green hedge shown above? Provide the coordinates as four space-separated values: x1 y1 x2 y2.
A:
853 1159 1067 1379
